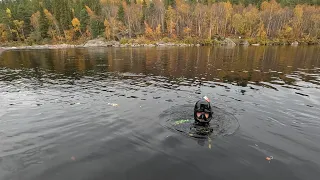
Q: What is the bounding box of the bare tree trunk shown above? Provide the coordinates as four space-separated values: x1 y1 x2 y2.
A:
266 7 273 37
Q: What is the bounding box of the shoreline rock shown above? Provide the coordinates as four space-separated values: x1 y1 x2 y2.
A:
239 40 249 46
251 43 260 46
221 38 236 47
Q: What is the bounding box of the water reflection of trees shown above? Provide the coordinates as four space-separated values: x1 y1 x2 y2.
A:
0 46 319 87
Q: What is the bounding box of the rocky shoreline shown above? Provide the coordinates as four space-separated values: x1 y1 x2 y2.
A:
0 39 208 51
0 41 194 52
0 38 318 53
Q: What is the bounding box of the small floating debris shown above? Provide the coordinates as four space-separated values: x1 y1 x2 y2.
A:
108 103 119 107
295 92 309 97
127 95 138 99
71 156 76 161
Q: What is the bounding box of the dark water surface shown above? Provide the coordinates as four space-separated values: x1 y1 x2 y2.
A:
0 46 320 180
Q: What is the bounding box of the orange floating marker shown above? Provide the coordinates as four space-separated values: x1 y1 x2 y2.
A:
266 156 273 163
203 96 210 102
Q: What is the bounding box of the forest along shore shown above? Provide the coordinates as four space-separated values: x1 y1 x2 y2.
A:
0 0 319 49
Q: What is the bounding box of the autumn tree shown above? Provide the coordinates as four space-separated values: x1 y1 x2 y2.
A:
3 8 14 41
223 1 233 36
0 23 8 42
165 5 176 38
30 11 41 42
145 22 154 39
72 17 82 38
0 0 319 44
104 18 111 39
293 5 303 38
232 14 246 35
260 0 281 37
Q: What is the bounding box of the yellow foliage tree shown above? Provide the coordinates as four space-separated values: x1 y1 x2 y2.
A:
257 22 267 43
155 24 161 39
72 18 81 32
13 20 25 40
104 19 111 40
261 0 280 36
183 27 191 37
279 24 293 39
6 8 12 18
223 1 233 36
44 9 54 23
85 5 96 19
72 17 82 39
294 5 303 20
0 24 8 42
44 9 61 40
232 14 246 35
243 6 259 36
64 29 74 41
165 6 176 38
144 22 154 39
100 0 108 6
293 5 303 38
30 11 40 30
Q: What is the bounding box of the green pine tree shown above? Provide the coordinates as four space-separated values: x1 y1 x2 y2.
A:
141 0 147 25
16 1 33 36
39 8 49 38
117 4 125 24
60 1 72 29
165 0 176 9
90 19 104 38
80 8 89 33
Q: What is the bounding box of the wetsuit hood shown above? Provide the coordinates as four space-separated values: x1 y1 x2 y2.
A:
194 98 213 124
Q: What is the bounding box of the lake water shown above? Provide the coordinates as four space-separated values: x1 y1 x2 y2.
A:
0 46 320 180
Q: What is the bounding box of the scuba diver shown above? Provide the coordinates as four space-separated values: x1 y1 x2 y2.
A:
193 96 213 126
192 96 214 147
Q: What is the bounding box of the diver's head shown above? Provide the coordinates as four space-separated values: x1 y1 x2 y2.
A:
194 97 213 124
